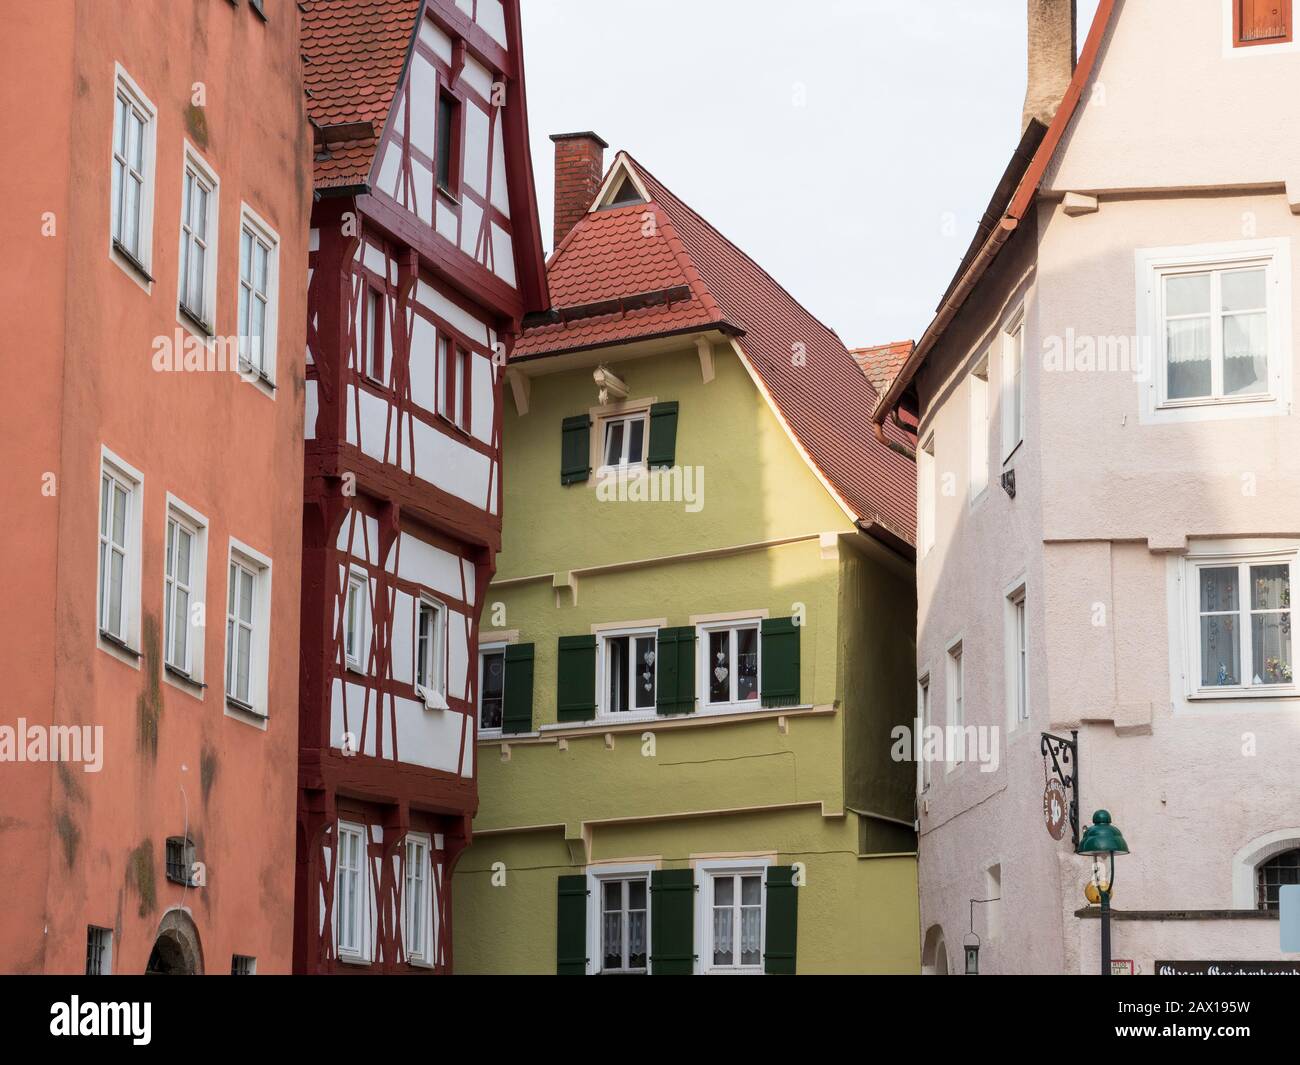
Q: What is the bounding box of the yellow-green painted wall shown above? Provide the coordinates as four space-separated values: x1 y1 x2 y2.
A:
455 338 919 974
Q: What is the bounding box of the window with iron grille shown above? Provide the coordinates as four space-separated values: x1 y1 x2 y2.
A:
166 836 195 885
1257 847 1300 911
231 954 256 975
85 926 112 975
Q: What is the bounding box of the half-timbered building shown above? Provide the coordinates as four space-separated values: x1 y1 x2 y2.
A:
295 0 548 973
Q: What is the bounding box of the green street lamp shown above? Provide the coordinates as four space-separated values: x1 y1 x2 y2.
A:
1077 809 1129 976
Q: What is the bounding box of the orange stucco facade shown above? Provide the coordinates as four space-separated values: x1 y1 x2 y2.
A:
0 0 310 974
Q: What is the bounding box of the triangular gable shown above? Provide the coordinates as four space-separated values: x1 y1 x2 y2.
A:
591 156 652 211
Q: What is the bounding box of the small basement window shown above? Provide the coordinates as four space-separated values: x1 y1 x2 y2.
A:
1257 847 1300 911
166 836 195 885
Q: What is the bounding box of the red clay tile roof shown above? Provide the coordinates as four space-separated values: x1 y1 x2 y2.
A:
850 341 914 399
516 155 917 545
302 0 422 188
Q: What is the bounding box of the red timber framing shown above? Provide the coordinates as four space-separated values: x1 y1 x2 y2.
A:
295 0 546 974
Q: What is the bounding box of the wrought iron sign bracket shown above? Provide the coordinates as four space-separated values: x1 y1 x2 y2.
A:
1041 729 1080 847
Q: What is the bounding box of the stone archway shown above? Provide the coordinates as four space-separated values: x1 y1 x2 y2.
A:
921 924 949 975
145 909 204 975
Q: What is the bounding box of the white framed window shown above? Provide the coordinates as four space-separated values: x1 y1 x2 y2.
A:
163 496 208 685
403 832 433 966
698 619 760 709
969 354 990 501
918 433 935 556
85 926 113 976
1137 239 1291 424
178 144 219 334
1001 314 1024 461
238 204 279 384
97 448 143 658
415 596 448 709
344 570 368 673
599 411 649 472
697 859 769 974
917 674 931 794
1006 584 1028 727
478 643 505 734
598 627 657 717
584 862 655 976
110 65 156 276
224 540 272 718
947 640 964 767
1185 548 1296 697
334 821 369 963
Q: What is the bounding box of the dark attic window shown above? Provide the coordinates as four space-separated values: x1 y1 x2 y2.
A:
166 836 195 885
604 175 644 208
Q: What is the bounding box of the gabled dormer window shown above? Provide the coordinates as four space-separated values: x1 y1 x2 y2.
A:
607 175 643 207
1235 1 1291 46
595 162 648 211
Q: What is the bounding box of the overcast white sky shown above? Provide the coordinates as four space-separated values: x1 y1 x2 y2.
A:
520 0 1102 347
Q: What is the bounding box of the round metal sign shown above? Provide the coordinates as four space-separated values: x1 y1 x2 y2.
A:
1043 778 1069 840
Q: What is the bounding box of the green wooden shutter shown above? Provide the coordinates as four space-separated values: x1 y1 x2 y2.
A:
760 617 800 708
500 643 534 735
655 626 696 716
646 401 679 469
556 874 588 975
650 868 695 974
561 414 591 485
764 866 799 975
556 635 597 722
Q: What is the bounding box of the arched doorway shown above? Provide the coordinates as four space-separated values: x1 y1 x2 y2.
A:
145 910 204 975
921 924 949 975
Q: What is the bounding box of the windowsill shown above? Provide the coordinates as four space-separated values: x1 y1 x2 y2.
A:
435 412 472 439
98 629 141 659
702 967 764 976
436 184 460 206
1156 392 1275 413
1001 439 1023 467
345 660 366 675
224 696 269 730
416 686 449 711
483 703 829 745
336 953 371 967
178 303 215 341
111 240 154 283
239 359 278 396
1187 686 1298 701
163 663 206 697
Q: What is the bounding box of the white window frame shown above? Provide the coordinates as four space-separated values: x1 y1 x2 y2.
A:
224 539 272 721
596 626 659 720
177 142 220 337
477 642 507 737
917 674 931 794
403 832 434 967
97 447 144 663
597 410 650 474
1181 545 1298 700
946 638 964 769
1137 239 1291 425
109 64 157 281
1000 311 1025 462
697 618 763 711
162 495 208 689
1005 582 1028 729
343 568 369 674
585 862 655 976
695 857 770 975
334 820 371 964
969 353 990 503
238 203 280 389
918 433 936 557
415 595 448 710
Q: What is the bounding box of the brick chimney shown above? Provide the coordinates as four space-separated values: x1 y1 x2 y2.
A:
1022 0 1077 133
550 132 608 250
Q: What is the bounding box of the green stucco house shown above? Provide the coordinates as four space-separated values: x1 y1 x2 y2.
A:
452 138 921 974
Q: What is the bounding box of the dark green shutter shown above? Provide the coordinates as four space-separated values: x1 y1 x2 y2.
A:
764 866 799 975
650 868 695 974
556 875 588 975
646 401 679 469
760 617 800 708
561 414 591 485
556 635 596 722
655 626 696 716
500 643 534 735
